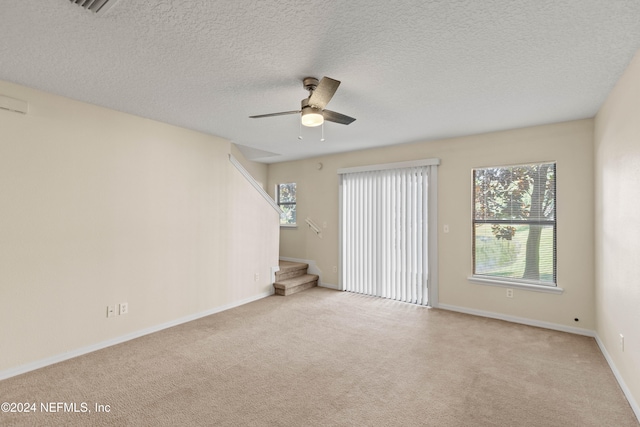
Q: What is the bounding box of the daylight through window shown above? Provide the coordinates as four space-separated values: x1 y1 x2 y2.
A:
472 162 556 286
277 183 296 226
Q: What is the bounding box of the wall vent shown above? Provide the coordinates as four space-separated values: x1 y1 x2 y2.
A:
69 0 119 14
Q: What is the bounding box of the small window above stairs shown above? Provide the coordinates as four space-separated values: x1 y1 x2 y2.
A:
274 261 318 296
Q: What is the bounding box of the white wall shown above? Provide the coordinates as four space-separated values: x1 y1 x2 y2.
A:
0 80 279 374
228 164 280 301
594 50 640 414
268 119 595 330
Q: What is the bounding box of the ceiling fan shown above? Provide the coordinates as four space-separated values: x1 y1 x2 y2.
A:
249 76 356 127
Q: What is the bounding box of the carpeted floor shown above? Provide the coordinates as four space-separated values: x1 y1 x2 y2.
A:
1 287 637 426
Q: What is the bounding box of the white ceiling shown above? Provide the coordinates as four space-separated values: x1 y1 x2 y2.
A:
2 1 640 163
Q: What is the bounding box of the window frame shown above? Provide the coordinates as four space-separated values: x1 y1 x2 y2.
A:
469 161 562 293
276 182 297 227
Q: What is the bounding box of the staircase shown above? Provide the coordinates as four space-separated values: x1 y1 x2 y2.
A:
274 261 319 296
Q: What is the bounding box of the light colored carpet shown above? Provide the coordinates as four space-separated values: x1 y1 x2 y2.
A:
1 287 637 426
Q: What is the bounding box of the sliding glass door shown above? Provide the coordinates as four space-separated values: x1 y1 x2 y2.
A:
338 159 439 306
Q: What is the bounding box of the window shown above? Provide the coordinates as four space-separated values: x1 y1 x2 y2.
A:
472 162 556 286
276 183 296 226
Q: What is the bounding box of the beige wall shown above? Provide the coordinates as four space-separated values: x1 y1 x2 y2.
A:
595 50 640 412
0 81 278 373
228 165 280 301
230 143 268 190
268 119 595 329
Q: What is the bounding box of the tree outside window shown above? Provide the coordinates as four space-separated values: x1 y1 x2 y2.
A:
277 183 296 226
473 162 556 285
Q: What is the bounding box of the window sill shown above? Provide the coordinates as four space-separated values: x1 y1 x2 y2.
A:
280 225 298 229
468 276 564 294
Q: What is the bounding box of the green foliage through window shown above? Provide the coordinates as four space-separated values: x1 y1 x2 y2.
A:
473 162 556 285
277 183 296 225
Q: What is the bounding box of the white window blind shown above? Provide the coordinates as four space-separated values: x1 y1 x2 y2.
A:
472 162 556 286
339 160 438 306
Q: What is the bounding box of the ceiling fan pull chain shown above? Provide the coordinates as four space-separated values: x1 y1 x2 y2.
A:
321 122 325 142
298 121 303 140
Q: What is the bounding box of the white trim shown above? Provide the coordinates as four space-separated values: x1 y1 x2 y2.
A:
594 334 640 422
270 266 280 285
319 282 340 290
338 174 344 291
228 154 282 215
436 303 594 337
0 290 273 381
473 160 557 171
468 275 564 294
279 257 323 287
427 165 438 307
337 158 441 175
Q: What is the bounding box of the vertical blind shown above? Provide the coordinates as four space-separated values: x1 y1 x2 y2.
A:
340 166 430 305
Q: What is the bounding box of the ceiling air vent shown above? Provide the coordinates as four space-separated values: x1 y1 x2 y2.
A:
69 0 119 14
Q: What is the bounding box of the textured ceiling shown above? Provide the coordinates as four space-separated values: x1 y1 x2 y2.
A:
1 1 640 163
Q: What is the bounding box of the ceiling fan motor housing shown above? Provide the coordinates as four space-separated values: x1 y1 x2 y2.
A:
303 77 319 93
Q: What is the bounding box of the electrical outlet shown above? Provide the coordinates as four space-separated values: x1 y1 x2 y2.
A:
119 303 128 315
506 289 514 298
106 305 115 318
254 273 259 281
443 225 450 233
332 266 337 273
620 334 625 352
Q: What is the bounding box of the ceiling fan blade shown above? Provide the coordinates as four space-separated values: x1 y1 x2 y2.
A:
323 109 356 125
308 77 340 109
249 110 300 119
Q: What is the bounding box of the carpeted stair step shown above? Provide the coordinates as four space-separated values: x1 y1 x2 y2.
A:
274 274 319 296
275 261 310 281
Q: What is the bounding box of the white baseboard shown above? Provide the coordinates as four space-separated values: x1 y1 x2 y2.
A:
279 257 323 287
0 290 274 381
319 282 339 290
594 334 640 422
436 303 595 337
270 265 280 285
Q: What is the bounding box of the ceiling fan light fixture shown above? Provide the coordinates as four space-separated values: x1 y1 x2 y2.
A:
249 76 355 127
301 107 324 127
